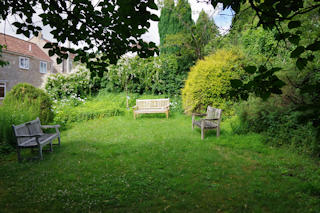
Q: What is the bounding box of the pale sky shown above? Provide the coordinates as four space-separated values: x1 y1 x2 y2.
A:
0 1 233 46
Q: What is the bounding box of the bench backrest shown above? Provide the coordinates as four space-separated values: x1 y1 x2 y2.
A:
136 99 170 109
12 118 43 145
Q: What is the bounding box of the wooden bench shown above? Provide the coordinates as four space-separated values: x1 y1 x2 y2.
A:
12 117 61 162
133 98 170 119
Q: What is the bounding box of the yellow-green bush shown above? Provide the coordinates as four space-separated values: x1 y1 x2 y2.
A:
182 49 245 115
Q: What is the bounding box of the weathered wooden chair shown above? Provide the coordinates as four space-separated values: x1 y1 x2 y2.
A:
12 117 61 162
192 106 222 140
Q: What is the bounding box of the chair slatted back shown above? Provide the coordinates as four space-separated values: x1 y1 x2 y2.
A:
206 106 222 122
136 99 170 109
12 118 43 145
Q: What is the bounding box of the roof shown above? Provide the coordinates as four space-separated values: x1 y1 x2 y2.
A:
0 33 52 62
29 35 76 60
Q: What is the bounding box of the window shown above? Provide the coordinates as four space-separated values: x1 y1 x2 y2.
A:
19 57 29 69
0 82 6 99
40 61 47 73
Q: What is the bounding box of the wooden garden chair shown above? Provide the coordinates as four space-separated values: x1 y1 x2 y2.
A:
192 106 222 140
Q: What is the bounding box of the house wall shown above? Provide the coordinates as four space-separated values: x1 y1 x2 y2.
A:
0 51 52 102
29 35 73 73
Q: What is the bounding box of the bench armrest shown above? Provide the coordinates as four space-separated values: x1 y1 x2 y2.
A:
41 124 60 134
41 125 60 129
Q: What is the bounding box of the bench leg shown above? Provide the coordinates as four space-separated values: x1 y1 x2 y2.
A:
17 147 22 163
166 111 169 119
50 142 53 152
216 126 220 137
58 136 61 146
39 145 43 160
134 112 136 119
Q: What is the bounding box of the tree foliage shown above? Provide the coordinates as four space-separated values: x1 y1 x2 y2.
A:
206 0 320 99
192 10 219 59
158 0 193 54
0 0 159 73
101 55 180 95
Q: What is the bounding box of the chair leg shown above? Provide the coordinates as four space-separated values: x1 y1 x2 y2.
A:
192 115 195 130
17 147 22 163
39 145 43 160
201 120 205 140
201 128 204 140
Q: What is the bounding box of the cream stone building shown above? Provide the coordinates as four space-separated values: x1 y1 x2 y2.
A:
0 33 73 102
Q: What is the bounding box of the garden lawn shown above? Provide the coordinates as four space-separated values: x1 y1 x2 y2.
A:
0 114 319 212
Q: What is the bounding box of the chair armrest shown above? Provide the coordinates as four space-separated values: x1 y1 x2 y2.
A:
41 125 61 129
202 118 219 121
192 113 207 117
16 134 43 138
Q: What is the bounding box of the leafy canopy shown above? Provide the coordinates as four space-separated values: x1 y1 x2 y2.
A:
0 0 159 72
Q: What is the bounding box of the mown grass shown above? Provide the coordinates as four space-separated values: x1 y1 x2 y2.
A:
0 114 319 212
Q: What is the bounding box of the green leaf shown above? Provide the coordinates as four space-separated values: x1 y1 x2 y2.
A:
269 67 282 73
150 14 159 21
230 79 243 88
307 55 315 62
48 50 54 57
43 43 52 48
56 58 62 64
288 21 301 29
147 1 158 10
290 46 305 58
258 65 267 73
244 66 256 74
296 57 307 70
288 35 300 45
306 41 320 51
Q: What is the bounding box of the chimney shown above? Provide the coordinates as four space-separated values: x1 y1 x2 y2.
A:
29 44 32 52
38 31 43 40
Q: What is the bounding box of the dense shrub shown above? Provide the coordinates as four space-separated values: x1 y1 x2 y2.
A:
0 83 53 152
3 83 53 123
101 55 181 95
45 65 91 99
232 96 318 156
182 49 246 115
53 90 183 128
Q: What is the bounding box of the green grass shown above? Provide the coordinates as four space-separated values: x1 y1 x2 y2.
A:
0 114 319 212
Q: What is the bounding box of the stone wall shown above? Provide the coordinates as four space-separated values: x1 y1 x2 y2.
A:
0 51 52 101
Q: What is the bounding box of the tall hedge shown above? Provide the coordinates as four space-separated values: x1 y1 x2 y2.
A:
182 49 246 115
